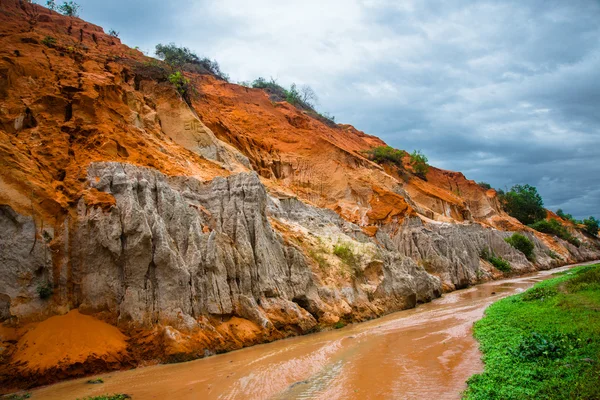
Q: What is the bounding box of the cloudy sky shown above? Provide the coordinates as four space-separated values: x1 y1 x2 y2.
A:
76 0 600 219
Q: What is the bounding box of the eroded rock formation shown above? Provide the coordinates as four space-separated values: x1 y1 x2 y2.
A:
0 0 598 392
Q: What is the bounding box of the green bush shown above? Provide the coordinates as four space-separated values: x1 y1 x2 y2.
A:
37 281 53 300
510 331 576 361
155 43 229 81
505 233 535 261
480 248 511 272
58 1 80 17
502 184 546 225
364 146 404 167
529 219 580 247
583 216 599 237
477 182 492 190
41 36 56 47
87 378 104 384
77 395 131 400
168 71 189 96
409 150 429 178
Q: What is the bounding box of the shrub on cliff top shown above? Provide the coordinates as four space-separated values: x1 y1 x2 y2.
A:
505 233 535 261
155 43 229 81
502 184 546 225
364 146 405 167
58 1 80 17
409 150 429 179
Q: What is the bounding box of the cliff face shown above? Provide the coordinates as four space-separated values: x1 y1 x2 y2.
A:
0 0 599 391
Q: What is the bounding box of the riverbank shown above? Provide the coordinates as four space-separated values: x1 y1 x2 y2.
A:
464 263 600 399
23 264 589 400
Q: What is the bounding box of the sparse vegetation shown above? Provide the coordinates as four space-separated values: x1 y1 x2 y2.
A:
583 216 599 237
86 378 104 384
464 264 600 399
333 242 361 276
57 1 80 17
108 29 119 38
37 281 53 300
502 184 546 225
364 146 405 167
504 233 535 261
480 248 511 272
333 321 346 329
3 393 31 400
409 150 429 178
45 0 56 10
76 395 131 400
477 182 492 190
155 43 229 81
41 35 56 47
529 219 581 247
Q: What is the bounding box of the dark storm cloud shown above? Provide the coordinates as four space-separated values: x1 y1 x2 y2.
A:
76 0 600 219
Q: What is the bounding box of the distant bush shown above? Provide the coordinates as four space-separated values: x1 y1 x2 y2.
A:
529 219 580 247
364 146 404 167
505 233 535 261
155 43 229 81
480 248 511 272
583 216 599 237
478 182 492 190
556 209 581 224
37 281 53 300
502 184 546 225
108 29 119 38
409 150 429 178
57 1 80 17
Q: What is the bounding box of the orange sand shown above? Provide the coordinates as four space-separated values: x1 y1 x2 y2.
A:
12 310 128 371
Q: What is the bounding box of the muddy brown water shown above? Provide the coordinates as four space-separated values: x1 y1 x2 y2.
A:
31 262 596 400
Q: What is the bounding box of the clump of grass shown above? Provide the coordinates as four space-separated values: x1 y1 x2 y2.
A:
77 395 131 400
41 36 56 47
4 393 31 400
464 263 600 399
333 242 361 276
86 378 104 384
480 248 511 273
521 286 557 301
333 321 346 329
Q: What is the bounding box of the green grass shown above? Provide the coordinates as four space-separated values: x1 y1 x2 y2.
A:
77 395 130 400
464 264 600 399
86 378 104 384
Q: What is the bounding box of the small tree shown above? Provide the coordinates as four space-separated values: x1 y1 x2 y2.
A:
478 182 492 190
58 1 80 17
583 216 599 237
502 184 546 225
410 150 429 178
46 0 56 10
300 84 318 108
108 29 119 38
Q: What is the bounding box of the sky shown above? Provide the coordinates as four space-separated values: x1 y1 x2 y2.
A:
75 0 600 219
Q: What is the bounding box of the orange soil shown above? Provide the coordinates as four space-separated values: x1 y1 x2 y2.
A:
12 310 128 371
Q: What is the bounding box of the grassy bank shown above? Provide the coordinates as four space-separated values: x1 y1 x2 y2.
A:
464 264 600 399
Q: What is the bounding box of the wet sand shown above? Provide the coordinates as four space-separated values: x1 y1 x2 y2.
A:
32 263 594 400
